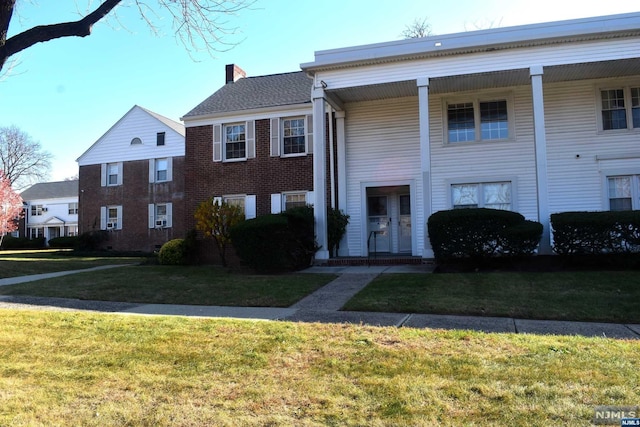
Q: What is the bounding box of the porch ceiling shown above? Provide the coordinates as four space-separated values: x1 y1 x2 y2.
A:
326 58 640 104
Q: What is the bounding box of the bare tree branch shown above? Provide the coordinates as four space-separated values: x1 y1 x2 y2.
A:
0 125 52 191
402 17 432 39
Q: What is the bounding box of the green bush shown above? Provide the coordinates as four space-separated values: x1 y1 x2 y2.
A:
551 211 640 255
328 207 349 257
0 236 46 249
427 208 542 260
231 208 318 273
48 236 79 248
158 239 187 265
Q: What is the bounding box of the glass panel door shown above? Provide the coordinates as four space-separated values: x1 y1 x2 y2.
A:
398 194 411 253
367 196 390 253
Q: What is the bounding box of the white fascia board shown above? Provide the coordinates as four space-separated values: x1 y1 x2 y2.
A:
183 104 313 128
301 12 640 71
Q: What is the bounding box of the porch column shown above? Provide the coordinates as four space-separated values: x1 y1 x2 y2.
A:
335 110 349 256
530 65 551 254
417 77 433 258
312 86 329 260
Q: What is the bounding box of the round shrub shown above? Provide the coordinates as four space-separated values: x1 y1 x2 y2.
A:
158 239 187 265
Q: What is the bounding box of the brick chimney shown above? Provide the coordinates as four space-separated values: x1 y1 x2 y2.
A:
225 64 246 84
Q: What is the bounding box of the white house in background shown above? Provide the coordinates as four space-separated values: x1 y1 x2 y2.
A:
20 180 79 243
301 12 640 260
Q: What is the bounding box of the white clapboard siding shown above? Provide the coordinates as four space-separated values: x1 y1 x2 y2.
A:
344 97 422 256
544 78 640 214
77 106 184 166
315 38 640 90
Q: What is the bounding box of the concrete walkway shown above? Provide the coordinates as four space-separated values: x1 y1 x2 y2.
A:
0 264 638 339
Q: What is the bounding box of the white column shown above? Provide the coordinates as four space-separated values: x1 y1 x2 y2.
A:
335 111 348 256
417 77 433 258
312 87 329 260
530 65 551 254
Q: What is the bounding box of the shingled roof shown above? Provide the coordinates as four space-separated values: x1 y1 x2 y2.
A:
183 71 313 119
20 180 78 200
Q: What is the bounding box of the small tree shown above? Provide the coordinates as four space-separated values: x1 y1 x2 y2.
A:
0 171 23 247
194 198 244 267
401 17 432 39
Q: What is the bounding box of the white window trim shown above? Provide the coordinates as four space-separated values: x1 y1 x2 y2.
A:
213 121 256 163
149 158 172 183
445 177 517 211
148 203 173 228
442 92 515 145
281 116 307 158
601 169 640 211
101 205 123 230
101 162 123 187
596 82 640 134
270 115 314 158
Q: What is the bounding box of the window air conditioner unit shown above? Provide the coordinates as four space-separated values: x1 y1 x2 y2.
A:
155 219 167 228
106 221 117 229
42 207 48 212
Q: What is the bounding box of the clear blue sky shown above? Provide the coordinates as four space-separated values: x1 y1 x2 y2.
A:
1 0 637 182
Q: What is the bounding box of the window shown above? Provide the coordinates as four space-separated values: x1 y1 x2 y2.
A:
225 123 246 160
217 195 256 219
607 175 640 211
283 118 306 155
107 207 119 229
107 163 119 186
101 205 122 230
30 227 43 239
148 203 172 228
66 225 78 237
223 195 245 214
31 204 43 216
284 192 306 211
68 203 78 215
157 132 165 146
130 137 142 145
446 97 510 143
451 181 512 210
599 86 640 131
155 158 168 182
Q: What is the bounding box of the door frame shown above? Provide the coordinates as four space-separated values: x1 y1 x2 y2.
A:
360 179 417 256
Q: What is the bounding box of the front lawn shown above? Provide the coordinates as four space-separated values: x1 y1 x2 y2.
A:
0 265 336 307
343 271 640 323
0 250 142 278
0 310 638 426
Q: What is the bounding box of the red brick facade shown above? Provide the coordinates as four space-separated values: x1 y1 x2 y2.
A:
184 119 316 231
78 158 186 252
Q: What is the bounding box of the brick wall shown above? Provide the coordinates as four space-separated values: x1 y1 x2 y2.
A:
78 157 186 252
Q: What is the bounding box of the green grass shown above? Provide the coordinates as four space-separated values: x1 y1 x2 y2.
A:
0 310 638 426
0 249 142 278
343 271 640 323
0 265 336 307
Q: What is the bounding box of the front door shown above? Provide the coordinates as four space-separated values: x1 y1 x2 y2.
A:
398 194 412 253
367 195 390 252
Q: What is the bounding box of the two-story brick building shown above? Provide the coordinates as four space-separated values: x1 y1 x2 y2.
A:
77 105 186 252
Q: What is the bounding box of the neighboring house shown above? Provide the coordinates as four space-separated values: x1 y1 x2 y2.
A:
298 12 640 260
182 65 317 231
20 180 79 243
76 105 186 252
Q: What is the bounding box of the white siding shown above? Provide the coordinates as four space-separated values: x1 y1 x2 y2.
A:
544 78 640 214
344 97 422 256
315 38 640 90
26 197 79 227
77 106 184 166
429 85 538 222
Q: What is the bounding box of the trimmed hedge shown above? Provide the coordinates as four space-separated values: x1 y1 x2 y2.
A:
551 211 640 255
231 206 317 273
428 208 543 260
0 236 46 249
158 239 187 265
48 236 79 248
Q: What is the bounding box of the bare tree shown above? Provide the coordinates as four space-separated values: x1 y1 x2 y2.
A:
401 17 432 39
0 0 255 73
0 125 52 191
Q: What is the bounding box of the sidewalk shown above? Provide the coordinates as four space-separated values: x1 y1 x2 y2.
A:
0 265 639 339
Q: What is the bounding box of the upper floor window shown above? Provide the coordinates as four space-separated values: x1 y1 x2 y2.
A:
452 181 512 210
157 132 165 146
130 137 142 145
31 204 43 216
283 118 306 155
446 97 510 143
607 175 639 211
155 158 168 182
599 86 640 131
107 163 119 186
68 203 78 215
225 123 246 160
